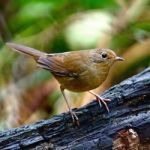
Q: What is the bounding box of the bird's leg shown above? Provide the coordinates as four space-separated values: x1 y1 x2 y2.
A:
60 87 79 125
89 91 111 112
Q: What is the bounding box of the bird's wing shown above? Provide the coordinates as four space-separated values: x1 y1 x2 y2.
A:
37 52 86 78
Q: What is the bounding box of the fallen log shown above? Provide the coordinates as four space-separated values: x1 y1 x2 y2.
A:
0 67 150 150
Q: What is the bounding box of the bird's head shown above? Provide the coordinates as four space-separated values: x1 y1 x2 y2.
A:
91 48 124 67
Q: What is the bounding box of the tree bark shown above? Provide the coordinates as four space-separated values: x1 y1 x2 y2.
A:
0 67 150 150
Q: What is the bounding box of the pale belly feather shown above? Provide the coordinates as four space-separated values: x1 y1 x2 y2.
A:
55 68 109 92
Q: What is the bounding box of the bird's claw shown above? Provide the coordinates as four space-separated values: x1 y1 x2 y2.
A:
70 111 80 126
96 96 111 112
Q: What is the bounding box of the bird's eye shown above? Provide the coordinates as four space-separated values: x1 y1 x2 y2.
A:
101 52 107 59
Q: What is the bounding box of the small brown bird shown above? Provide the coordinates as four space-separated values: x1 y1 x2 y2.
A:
6 42 124 125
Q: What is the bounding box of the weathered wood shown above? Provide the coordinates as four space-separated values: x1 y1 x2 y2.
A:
0 67 150 150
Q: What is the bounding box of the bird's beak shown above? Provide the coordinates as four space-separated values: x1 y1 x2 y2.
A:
115 56 124 61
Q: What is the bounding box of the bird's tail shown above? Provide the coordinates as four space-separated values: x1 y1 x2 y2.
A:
6 42 46 59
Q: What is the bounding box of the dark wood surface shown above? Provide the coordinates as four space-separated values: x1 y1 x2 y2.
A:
0 67 150 150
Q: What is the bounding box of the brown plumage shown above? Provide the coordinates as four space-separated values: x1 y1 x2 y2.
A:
6 42 124 125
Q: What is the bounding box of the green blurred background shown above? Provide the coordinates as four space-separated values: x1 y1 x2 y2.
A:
0 0 149 130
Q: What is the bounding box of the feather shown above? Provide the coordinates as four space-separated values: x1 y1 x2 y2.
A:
37 56 79 77
6 42 46 59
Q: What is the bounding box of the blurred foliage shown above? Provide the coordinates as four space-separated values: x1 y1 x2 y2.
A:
0 0 149 130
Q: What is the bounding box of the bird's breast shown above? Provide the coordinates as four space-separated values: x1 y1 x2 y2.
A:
55 65 109 92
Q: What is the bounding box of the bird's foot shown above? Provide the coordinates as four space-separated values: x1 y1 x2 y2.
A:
95 96 111 112
69 110 80 126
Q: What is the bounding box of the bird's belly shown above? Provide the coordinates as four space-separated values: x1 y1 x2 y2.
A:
55 73 107 92
63 79 97 92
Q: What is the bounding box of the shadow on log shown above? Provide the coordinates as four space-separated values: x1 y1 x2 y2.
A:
0 67 150 150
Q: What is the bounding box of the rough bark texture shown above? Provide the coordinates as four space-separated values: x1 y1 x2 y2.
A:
0 67 150 150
